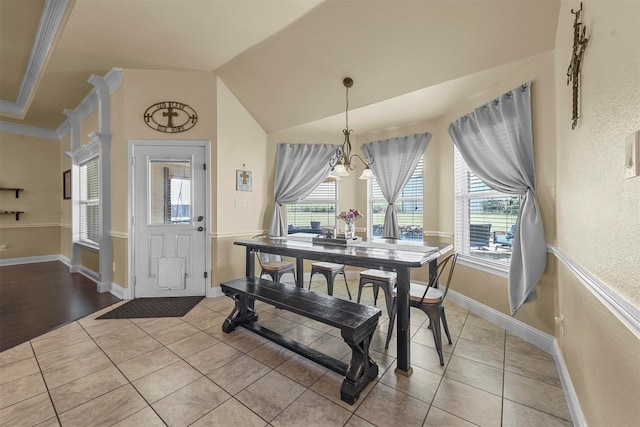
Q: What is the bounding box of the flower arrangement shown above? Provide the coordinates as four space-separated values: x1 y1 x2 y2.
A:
337 209 362 224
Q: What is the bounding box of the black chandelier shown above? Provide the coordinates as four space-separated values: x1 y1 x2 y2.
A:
329 77 374 180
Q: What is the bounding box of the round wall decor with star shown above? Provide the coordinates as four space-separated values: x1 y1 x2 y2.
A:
143 101 197 133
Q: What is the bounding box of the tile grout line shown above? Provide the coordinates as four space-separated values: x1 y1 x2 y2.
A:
423 309 487 426
75 317 170 424
29 339 62 426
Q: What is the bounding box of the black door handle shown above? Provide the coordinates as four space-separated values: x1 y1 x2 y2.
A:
197 216 204 222
197 226 204 232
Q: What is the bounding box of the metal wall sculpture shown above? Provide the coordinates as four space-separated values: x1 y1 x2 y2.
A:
566 2 588 130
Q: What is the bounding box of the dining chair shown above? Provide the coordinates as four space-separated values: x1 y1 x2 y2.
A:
357 269 397 324
385 252 458 365
308 262 351 300
253 235 296 283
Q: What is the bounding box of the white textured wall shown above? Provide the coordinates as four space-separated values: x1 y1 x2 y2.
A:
555 0 640 305
555 1 640 425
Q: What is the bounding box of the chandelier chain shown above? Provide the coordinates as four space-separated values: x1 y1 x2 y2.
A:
345 84 349 131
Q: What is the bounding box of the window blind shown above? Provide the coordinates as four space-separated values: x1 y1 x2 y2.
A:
79 156 100 246
368 156 424 240
286 180 337 229
454 147 519 264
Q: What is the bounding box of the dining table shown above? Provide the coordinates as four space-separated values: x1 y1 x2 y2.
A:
234 234 453 376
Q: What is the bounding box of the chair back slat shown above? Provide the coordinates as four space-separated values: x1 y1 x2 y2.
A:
419 252 458 304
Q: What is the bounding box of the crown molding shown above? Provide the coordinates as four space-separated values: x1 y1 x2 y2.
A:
55 68 123 139
0 0 70 118
0 121 60 140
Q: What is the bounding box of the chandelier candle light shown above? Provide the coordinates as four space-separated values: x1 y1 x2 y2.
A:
337 209 362 239
329 77 375 180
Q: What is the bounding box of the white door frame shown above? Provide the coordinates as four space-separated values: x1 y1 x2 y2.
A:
128 139 211 299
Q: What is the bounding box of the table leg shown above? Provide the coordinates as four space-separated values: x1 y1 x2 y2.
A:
246 247 255 278
394 267 413 376
295 257 304 288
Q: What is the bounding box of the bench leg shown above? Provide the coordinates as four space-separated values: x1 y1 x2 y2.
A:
340 324 379 404
222 293 258 333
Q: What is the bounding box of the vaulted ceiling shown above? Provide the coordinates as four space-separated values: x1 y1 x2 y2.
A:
0 0 560 137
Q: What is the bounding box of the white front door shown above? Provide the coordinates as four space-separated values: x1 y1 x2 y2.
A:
133 143 207 298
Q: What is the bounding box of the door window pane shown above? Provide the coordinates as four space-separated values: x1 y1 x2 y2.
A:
149 160 192 224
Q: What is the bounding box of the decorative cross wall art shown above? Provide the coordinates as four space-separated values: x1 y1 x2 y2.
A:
566 2 588 130
143 101 198 133
236 169 252 192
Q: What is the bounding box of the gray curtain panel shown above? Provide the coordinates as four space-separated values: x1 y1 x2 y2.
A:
448 82 546 315
362 133 431 239
269 143 339 237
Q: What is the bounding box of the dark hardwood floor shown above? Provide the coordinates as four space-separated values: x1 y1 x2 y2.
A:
0 261 121 352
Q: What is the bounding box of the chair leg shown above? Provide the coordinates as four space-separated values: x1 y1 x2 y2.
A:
325 271 334 296
264 271 275 281
440 307 452 345
308 271 315 290
341 272 352 300
379 282 394 322
357 279 365 304
424 308 444 365
385 297 396 349
358 278 382 306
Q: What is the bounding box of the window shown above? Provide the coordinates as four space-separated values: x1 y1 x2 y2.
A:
78 156 100 247
286 180 337 232
368 156 423 241
148 159 192 224
454 147 519 266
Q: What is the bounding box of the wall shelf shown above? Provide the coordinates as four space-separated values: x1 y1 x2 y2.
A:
0 210 24 221
0 187 24 198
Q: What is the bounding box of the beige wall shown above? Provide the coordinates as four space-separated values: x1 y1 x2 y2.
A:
558 263 640 426
0 132 62 259
554 1 640 424
215 78 267 235
212 77 269 287
111 236 127 286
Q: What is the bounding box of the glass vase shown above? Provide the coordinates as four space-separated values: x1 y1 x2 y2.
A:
344 222 355 240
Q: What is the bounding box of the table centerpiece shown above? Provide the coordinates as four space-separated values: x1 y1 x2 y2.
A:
337 208 362 240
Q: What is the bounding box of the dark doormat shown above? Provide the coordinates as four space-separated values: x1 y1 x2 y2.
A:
97 296 204 319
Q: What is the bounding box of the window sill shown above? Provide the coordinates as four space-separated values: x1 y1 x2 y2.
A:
74 241 100 251
457 254 508 279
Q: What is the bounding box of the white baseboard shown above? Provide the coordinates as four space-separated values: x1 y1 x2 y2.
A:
446 288 555 353
0 254 61 266
553 341 587 427
445 288 584 426
110 282 129 299
208 286 224 298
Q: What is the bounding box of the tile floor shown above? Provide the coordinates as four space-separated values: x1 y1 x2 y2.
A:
0 281 573 426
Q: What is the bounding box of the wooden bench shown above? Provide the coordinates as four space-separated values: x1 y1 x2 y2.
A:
221 276 381 404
